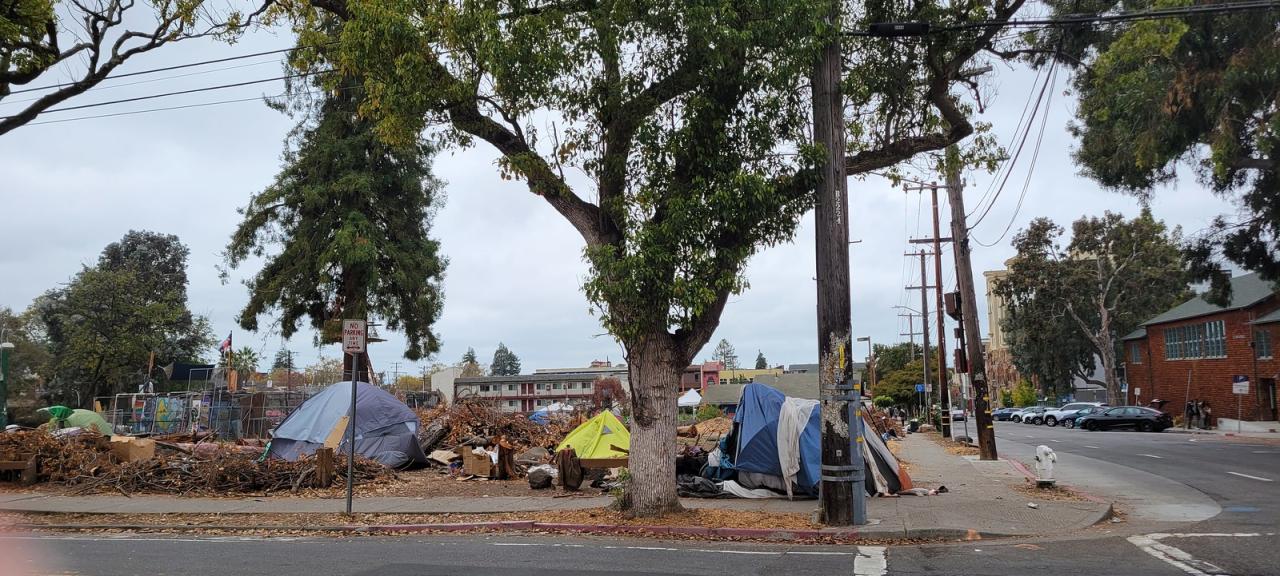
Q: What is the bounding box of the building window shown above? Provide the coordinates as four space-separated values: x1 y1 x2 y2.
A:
480 385 490 392
566 382 576 390
507 384 516 391
536 383 546 391
507 400 517 407
1129 342 1142 364
1257 329 1274 359
583 382 593 390
552 382 562 390
1164 319 1228 360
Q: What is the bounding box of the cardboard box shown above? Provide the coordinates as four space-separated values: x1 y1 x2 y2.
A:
110 435 156 463
456 446 493 477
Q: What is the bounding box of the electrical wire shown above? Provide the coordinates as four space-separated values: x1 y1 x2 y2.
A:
967 58 1057 231
971 64 1059 247
967 64 1045 219
1 59 279 106
932 0 1280 33
7 44 331 96
1 71 325 119
22 83 361 126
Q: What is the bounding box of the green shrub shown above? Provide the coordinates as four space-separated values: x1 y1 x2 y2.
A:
695 404 722 421
873 396 895 409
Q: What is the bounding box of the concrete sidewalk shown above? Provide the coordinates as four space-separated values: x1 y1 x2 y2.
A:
0 433 1112 539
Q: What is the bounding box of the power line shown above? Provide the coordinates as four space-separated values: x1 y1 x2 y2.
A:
967 64 1045 219
850 1 1280 37
23 83 361 126
2 72 324 119
1 58 279 106
967 58 1057 231
7 44 328 96
972 64 1060 247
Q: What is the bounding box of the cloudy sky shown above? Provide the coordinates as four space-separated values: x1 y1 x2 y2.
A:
0 24 1238 380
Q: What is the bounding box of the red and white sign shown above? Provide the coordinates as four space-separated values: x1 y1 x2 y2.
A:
342 319 367 354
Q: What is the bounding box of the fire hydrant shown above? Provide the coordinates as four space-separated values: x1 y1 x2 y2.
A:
1034 445 1057 487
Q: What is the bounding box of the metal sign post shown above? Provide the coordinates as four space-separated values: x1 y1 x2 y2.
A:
1233 375 1249 434
342 319 367 515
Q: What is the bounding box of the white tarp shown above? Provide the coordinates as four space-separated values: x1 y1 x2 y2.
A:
777 397 820 498
678 389 702 408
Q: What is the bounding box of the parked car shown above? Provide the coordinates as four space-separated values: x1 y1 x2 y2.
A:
993 407 1020 421
1043 402 1108 427
950 408 966 422
1077 406 1173 432
1061 406 1106 429
1018 406 1049 425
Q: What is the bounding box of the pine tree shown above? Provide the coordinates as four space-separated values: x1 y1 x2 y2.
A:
754 350 767 370
712 339 739 371
460 347 484 378
490 343 522 376
224 42 447 361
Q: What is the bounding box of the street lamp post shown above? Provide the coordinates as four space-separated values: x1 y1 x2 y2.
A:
856 336 874 395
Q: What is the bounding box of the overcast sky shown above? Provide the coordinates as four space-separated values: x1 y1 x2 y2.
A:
0 28 1238 380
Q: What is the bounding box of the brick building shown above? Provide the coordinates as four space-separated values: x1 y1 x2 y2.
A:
679 362 722 392
1122 272 1278 424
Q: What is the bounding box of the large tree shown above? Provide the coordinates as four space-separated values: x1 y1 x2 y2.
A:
489 342 521 376
754 351 768 370
290 0 1026 517
996 211 1190 405
0 306 51 400
37 232 213 405
224 41 448 361
459 347 484 378
1020 1 1280 302
0 0 273 135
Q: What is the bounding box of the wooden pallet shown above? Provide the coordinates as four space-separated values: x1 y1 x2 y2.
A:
0 454 38 486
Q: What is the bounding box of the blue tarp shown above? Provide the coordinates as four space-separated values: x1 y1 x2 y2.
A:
731 383 822 494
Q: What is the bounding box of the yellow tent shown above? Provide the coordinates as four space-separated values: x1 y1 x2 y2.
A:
555 411 630 467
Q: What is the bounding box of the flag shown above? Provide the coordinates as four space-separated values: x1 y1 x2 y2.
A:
219 333 233 354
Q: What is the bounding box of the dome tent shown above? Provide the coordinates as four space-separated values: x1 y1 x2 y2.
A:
267 381 427 469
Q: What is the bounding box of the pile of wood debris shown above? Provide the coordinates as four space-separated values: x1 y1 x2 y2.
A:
0 429 391 496
415 398 577 455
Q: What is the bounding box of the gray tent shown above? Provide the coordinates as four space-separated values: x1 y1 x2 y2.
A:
267 381 428 469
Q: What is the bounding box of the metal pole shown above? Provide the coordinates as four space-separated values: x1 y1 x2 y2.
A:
930 185 950 432
346 352 360 515
0 342 13 428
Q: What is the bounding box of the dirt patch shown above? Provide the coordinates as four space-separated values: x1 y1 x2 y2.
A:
1009 481 1094 502
923 431 980 456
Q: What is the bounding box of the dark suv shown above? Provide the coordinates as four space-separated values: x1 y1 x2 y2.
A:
1077 406 1174 432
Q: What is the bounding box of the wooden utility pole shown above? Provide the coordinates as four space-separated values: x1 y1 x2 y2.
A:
944 148 997 460
906 183 954 434
907 251 934 413
812 0 865 526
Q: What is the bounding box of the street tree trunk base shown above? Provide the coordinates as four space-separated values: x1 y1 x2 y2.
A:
617 336 685 518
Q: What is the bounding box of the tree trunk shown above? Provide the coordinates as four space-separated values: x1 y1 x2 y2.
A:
619 334 684 518
1096 296 1122 406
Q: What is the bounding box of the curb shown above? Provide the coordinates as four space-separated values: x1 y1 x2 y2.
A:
4 513 1114 542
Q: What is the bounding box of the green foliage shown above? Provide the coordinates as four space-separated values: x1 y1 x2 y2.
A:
869 342 922 383
1011 379 1037 407
0 306 51 399
459 347 484 378
712 340 739 371
1025 0 1280 300
996 210 1189 403
754 350 767 370
489 343 521 376
999 389 1011 408
873 396 895 409
271 349 294 371
695 404 721 422
229 346 260 375
224 59 447 361
37 232 213 405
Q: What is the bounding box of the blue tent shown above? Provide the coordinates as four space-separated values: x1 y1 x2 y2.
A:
266 381 427 469
731 383 822 494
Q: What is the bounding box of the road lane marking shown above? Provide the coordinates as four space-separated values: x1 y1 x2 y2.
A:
1226 471 1274 482
1138 454 1164 459
1049 439 1062 443
1250 451 1278 454
1084 445 1100 449
853 546 888 576
494 542 854 557
1127 534 1224 576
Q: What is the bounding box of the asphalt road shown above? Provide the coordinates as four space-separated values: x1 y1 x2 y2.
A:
7 425 1278 576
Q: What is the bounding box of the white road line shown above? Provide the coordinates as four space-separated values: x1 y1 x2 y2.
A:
1138 453 1164 459
1084 445 1100 449
1226 471 1274 482
1050 439 1062 443
853 546 888 576
1250 451 1278 454
1127 534 1225 576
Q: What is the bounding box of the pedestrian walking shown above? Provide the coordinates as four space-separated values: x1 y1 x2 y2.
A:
1201 401 1213 429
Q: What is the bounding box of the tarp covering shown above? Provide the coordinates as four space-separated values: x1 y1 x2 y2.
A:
556 410 630 460
731 383 822 495
39 406 113 435
726 382 908 497
266 381 426 468
678 389 702 408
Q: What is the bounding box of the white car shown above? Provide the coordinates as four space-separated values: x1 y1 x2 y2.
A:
1043 402 1107 427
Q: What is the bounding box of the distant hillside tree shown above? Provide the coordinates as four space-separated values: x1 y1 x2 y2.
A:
754 351 767 370
712 339 739 371
489 343 521 376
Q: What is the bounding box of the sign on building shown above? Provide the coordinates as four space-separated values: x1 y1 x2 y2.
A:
342 319 367 354
1232 375 1250 395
